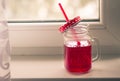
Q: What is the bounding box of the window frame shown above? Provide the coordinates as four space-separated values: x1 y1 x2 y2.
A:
9 0 107 55
8 0 104 30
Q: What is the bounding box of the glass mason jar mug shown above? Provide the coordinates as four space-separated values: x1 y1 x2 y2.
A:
63 24 100 73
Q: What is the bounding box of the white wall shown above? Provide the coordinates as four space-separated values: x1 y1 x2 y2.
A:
90 0 120 55
107 0 120 41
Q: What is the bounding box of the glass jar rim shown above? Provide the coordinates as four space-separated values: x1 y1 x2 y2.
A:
64 23 89 34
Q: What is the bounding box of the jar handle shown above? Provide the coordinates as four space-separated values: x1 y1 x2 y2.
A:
92 38 101 62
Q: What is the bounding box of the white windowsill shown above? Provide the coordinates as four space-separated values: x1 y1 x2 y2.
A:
11 55 120 78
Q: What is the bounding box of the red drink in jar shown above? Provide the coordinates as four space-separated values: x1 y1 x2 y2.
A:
64 40 92 73
59 3 100 74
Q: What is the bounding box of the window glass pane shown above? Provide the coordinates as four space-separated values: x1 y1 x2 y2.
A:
6 0 99 21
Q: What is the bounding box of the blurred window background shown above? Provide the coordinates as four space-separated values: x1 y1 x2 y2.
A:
6 0 99 22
